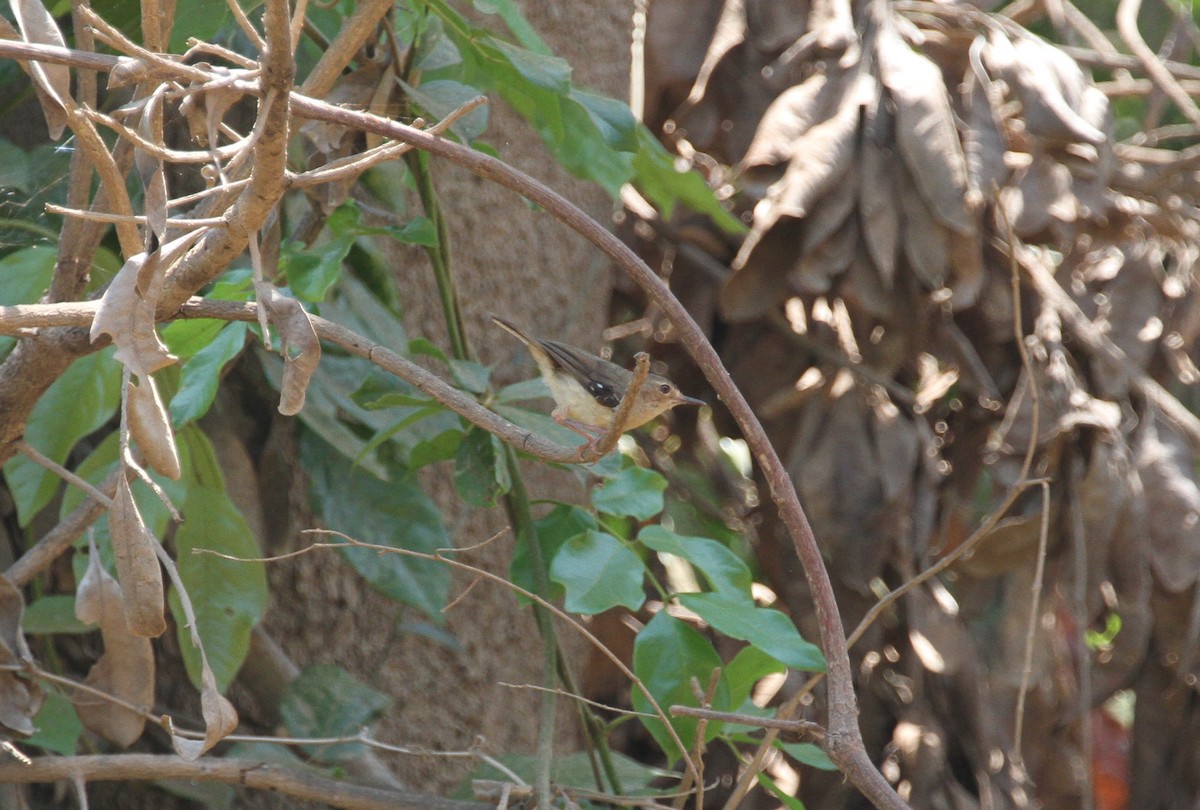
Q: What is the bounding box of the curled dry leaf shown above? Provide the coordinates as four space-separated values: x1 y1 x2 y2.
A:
254 281 321 415
983 30 1104 147
91 229 205 376
170 663 238 760
110 475 167 638
0 576 42 737
739 71 836 172
136 87 169 241
128 374 181 480
9 0 70 138
73 543 154 747
735 74 869 268
878 28 972 236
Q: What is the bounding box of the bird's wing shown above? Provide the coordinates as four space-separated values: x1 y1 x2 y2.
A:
539 340 625 409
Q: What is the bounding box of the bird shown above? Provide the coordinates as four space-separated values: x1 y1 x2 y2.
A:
492 316 704 446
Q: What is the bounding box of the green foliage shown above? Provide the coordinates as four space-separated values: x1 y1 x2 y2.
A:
25 691 83 757
22 596 89 635
4 348 123 525
280 664 393 762
170 427 270 691
549 529 645 614
632 611 730 762
302 433 452 619
408 0 743 233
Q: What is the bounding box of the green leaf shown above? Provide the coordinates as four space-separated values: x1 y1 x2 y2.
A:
280 664 392 762
22 595 89 634
778 741 838 771
453 428 510 508
302 433 451 618
4 348 123 524
470 0 551 54
511 502 596 600
757 769 807 810
401 79 489 143
410 427 466 468
168 321 248 427
495 377 549 402
0 138 31 192
171 436 269 691
591 465 667 520
725 645 786 707
677 593 825 672
448 358 491 393
637 525 753 599
281 238 353 303
632 128 745 234
0 245 56 305
632 612 729 762
549 529 645 614
59 431 184 545
25 691 82 756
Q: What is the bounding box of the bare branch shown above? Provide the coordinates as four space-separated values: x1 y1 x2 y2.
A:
0 755 488 810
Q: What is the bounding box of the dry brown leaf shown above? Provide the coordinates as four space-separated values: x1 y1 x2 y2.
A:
963 66 1008 210
170 662 238 760
859 104 899 288
878 30 972 236
734 79 867 269
1001 153 1075 237
791 215 859 294
109 475 167 638
790 385 890 591
91 250 175 376
255 281 321 415
73 543 154 747
800 144 859 256
948 229 985 310
0 576 42 738
844 247 894 318
9 0 70 139
896 163 949 290
719 219 802 321
127 374 181 480
740 71 836 171
1135 416 1200 593
682 0 746 109
91 230 205 376
984 31 1104 147
136 88 169 241
871 396 919 502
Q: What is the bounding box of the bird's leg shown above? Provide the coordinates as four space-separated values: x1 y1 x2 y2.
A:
552 409 605 450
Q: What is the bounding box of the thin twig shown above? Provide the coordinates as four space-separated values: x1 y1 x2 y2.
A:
670 706 826 740
205 531 703 785
1116 0 1200 126
14 440 113 508
1011 480 1051 771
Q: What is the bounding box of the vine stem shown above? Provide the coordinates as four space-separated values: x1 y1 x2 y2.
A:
0 38 900 806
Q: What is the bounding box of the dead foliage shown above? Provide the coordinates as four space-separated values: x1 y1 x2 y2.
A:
628 0 1200 805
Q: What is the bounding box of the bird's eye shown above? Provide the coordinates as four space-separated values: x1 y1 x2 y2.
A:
659 383 672 395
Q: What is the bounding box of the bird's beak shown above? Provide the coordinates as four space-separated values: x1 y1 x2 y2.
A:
677 394 706 407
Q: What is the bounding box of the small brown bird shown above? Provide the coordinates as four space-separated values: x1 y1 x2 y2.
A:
493 316 703 446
